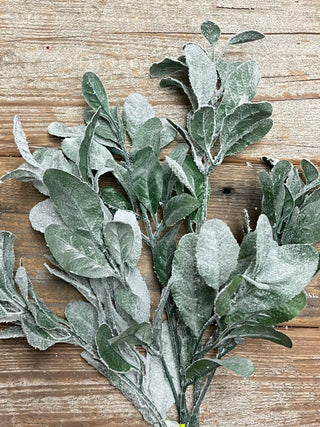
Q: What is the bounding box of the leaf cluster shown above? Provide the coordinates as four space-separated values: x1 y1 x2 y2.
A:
0 21 318 427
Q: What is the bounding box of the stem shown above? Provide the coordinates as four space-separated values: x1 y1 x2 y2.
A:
200 172 210 225
180 384 190 424
188 371 216 427
161 354 180 412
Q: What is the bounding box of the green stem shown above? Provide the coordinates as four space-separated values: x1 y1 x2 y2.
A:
200 172 210 225
161 354 180 412
188 371 216 427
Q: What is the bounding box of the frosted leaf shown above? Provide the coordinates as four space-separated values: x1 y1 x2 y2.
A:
29 199 64 233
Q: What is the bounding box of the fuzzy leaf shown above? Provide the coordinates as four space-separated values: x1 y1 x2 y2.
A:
45 225 113 279
186 355 254 383
170 234 215 336
201 21 221 45
82 72 110 113
115 268 150 323
218 102 273 159
131 118 162 156
163 194 199 227
13 116 39 168
184 43 217 107
196 219 240 289
21 316 58 350
164 156 196 196
301 159 319 184
29 199 64 233
0 326 25 339
100 187 131 210
96 324 132 372
149 57 187 77
109 322 152 347
153 224 180 286
188 106 215 151
104 221 134 266
224 325 292 348
227 30 264 46
160 77 197 110
216 61 261 126
256 292 307 326
123 93 154 140
78 108 101 182
231 215 319 318
43 169 104 244
132 147 163 215
65 301 99 347
113 210 142 268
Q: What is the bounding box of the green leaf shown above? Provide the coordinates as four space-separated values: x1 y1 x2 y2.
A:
170 233 215 336
186 355 254 383
78 108 101 183
82 72 110 113
45 225 113 279
48 122 84 138
201 21 221 45
196 219 240 289
230 215 319 318
159 119 176 148
164 156 196 197
256 292 307 326
162 143 189 201
184 43 217 107
13 116 39 168
21 316 58 350
29 198 64 233
123 93 155 140
104 221 134 266
132 147 163 215
96 324 133 372
43 169 104 244
216 61 261 126
218 102 273 159
282 201 320 244
153 224 180 286
214 276 242 318
227 30 265 46
188 106 215 151
130 117 162 156
301 159 319 184
163 194 199 227
149 57 187 77
0 326 25 339
160 77 197 110
113 210 142 268
115 268 150 323
65 301 99 347
100 187 131 210
109 322 152 347
224 325 292 348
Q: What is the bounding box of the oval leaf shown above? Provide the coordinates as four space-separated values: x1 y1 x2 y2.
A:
82 72 110 113
96 324 133 372
45 225 113 279
196 219 240 289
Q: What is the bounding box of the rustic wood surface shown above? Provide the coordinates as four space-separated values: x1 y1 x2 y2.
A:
0 0 319 426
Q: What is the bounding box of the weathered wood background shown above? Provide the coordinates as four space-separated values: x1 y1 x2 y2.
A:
0 1 319 426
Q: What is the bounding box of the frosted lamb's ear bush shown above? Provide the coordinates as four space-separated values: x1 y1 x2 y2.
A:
0 21 318 427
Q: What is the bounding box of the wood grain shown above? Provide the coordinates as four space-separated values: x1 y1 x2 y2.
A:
0 328 319 426
0 0 320 425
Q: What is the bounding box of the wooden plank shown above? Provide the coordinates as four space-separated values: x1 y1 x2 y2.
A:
0 32 319 159
0 328 319 426
0 158 319 327
0 0 319 35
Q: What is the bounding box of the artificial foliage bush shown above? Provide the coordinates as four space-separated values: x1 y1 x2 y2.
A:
0 21 319 427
